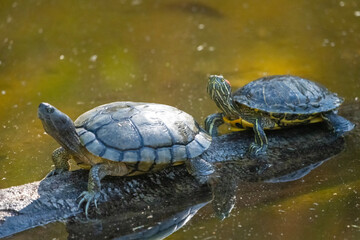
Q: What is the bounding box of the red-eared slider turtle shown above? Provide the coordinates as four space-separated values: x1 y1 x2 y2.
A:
205 75 354 155
38 102 213 217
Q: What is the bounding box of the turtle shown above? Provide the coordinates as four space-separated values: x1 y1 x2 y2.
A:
38 101 213 217
205 75 354 155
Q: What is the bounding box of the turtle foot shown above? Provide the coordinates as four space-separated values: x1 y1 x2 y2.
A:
78 190 104 218
248 144 271 174
46 168 67 178
249 143 267 156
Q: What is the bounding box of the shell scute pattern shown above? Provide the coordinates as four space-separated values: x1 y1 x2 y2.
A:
233 75 343 114
86 114 112 131
156 148 173 164
86 139 106 157
97 120 142 150
156 110 199 144
123 151 138 163
111 106 141 121
102 147 121 161
172 145 188 159
194 131 212 148
77 130 96 145
140 147 156 162
130 112 173 148
75 107 102 127
74 102 210 166
186 131 211 158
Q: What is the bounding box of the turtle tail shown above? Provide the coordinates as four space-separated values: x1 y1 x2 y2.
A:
322 111 355 136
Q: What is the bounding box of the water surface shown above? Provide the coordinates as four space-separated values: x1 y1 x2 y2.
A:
0 0 359 239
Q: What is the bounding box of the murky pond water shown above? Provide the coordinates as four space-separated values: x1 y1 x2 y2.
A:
1 0 360 239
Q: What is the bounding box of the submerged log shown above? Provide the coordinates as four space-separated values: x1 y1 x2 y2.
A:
0 101 358 239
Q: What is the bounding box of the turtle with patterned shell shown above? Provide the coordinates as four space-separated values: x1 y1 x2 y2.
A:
205 75 354 155
38 102 213 217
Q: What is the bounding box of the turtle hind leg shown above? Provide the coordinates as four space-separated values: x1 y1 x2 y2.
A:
205 113 224 136
78 162 129 218
322 111 355 136
186 157 215 185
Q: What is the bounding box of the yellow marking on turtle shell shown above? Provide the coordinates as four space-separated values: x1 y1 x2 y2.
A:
223 115 325 131
269 113 324 125
281 117 323 124
223 116 280 131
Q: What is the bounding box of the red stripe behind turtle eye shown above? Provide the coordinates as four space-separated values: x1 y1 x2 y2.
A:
224 79 231 86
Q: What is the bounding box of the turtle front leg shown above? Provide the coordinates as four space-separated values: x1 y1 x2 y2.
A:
46 147 70 177
205 113 225 136
78 162 129 218
249 119 268 156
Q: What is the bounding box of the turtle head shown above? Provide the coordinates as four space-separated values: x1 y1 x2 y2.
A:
38 103 80 153
207 75 238 116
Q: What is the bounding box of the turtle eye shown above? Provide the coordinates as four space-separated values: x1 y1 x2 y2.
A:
46 107 55 114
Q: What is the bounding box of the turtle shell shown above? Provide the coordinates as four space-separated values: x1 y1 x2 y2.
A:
74 102 211 168
233 75 343 114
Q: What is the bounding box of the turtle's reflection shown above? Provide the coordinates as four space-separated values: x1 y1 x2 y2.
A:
211 158 329 220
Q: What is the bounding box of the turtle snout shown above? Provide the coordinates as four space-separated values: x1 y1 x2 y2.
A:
38 102 55 119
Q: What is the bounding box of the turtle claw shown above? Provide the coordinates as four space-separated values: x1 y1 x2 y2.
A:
78 191 102 218
248 143 271 174
46 168 67 178
249 143 267 156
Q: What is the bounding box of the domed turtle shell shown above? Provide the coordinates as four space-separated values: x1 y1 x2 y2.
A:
232 75 343 114
74 102 211 168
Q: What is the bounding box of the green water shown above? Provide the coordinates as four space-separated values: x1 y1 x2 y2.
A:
1 0 360 239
